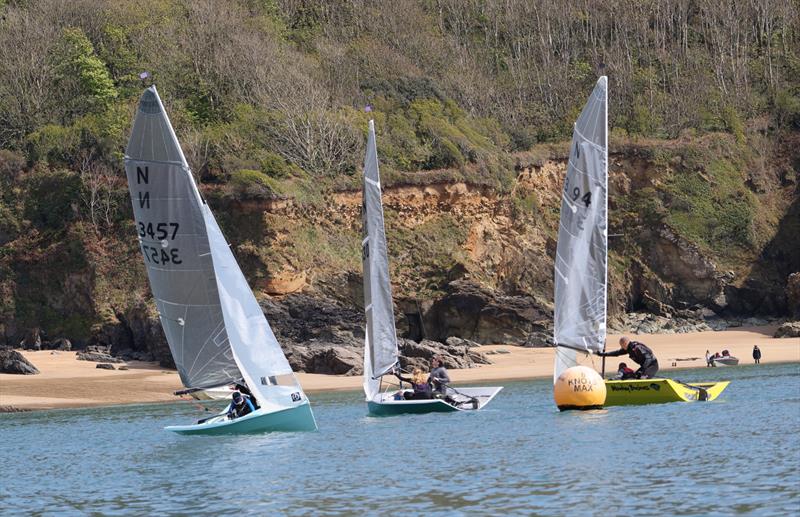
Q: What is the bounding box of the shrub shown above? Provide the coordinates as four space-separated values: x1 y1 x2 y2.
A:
229 169 282 198
23 169 82 231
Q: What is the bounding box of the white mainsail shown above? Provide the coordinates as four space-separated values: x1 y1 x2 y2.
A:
361 120 399 400
553 76 608 382
125 86 307 410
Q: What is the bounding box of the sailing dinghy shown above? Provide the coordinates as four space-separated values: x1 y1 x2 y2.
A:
361 120 502 416
124 87 317 434
552 77 729 407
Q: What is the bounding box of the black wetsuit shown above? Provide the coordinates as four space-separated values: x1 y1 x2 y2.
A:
753 347 761 364
227 398 255 419
234 383 259 409
600 341 659 379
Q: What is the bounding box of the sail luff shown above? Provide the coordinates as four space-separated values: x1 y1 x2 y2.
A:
553 76 608 382
362 119 399 399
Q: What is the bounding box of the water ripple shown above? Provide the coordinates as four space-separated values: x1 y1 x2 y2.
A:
0 363 798 515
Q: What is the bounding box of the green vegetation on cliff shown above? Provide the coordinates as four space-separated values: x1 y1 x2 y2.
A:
0 0 798 341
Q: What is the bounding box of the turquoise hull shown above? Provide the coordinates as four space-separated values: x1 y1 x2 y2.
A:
165 402 317 435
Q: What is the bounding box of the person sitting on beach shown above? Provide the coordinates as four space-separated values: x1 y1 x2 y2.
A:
597 336 659 379
428 356 451 397
394 367 433 400
613 362 636 380
227 391 255 419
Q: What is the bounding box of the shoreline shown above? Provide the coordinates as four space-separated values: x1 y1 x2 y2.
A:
1 325 797 412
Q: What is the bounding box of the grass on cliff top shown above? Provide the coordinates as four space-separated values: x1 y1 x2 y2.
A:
656 136 760 265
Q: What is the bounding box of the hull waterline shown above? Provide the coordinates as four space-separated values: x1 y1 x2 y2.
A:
165 402 317 435
604 379 730 406
367 386 503 416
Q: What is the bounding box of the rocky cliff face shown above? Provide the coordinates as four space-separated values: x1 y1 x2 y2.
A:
1 134 797 369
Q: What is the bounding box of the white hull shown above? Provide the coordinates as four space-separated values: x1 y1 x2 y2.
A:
713 357 739 366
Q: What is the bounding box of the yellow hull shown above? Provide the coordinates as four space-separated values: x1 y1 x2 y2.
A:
604 379 730 406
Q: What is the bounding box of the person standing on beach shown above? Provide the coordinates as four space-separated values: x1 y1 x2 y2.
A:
753 345 762 364
596 337 659 379
705 350 712 367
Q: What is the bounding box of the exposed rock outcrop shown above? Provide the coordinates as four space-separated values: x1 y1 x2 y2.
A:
774 322 800 338
422 280 550 345
77 345 124 364
51 338 72 351
787 273 800 318
19 328 43 351
96 363 116 370
398 338 490 371
0 349 39 374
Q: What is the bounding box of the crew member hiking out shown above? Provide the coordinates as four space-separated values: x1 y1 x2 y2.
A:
227 391 255 420
597 337 659 379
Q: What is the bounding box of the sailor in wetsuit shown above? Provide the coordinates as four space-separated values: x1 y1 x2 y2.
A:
597 337 659 379
428 356 451 397
227 391 255 419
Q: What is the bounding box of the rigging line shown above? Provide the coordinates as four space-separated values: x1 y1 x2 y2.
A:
177 393 219 415
555 343 593 353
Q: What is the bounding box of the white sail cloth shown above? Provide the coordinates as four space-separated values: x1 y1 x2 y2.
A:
553 76 608 382
125 87 301 408
361 120 399 400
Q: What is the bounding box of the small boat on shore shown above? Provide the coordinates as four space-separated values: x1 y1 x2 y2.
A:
713 356 740 366
605 379 730 406
124 86 316 435
360 120 502 416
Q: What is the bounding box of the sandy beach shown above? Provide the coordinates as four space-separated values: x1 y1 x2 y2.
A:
1 325 797 411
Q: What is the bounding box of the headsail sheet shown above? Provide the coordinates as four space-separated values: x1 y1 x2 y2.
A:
362 120 398 399
124 87 240 389
553 76 608 381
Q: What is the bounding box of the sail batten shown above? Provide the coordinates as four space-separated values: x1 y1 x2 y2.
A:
362 120 399 400
553 76 608 382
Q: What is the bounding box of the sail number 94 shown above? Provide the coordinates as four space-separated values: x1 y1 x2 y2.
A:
563 177 592 207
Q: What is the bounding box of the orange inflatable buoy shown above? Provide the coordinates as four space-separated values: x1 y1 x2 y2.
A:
554 365 606 411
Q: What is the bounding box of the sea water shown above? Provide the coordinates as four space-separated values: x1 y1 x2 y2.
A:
1 363 798 516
